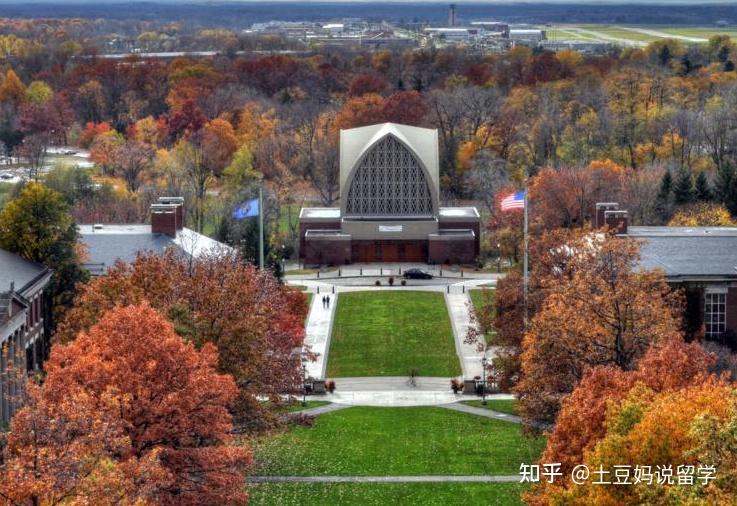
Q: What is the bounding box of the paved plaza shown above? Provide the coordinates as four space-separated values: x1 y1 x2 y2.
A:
293 265 505 408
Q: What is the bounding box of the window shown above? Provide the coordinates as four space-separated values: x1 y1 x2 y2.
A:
704 291 727 339
345 135 433 217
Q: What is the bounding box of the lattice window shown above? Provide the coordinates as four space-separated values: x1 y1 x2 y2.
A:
345 135 433 216
705 291 727 340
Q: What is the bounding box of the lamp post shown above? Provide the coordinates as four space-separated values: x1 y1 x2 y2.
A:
301 356 308 407
481 356 488 405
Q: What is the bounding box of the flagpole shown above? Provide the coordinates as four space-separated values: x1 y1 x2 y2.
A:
258 185 264 270
523 184 529 328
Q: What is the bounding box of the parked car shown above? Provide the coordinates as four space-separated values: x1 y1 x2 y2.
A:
403 268 433 280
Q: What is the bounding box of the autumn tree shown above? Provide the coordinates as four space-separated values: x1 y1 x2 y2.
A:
515 232 683 427
529 161 627 229
0 182 87 320
669 201 736 226
536 339 716 480
528 378 737 505
115 140 154 192
0 303 251 505
55 250 308 429
348 73 389 97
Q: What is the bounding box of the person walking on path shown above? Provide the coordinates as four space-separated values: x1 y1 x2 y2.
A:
322 295 326 308
326 295 331 308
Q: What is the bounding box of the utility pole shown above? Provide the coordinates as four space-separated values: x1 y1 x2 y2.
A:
258 185 264 269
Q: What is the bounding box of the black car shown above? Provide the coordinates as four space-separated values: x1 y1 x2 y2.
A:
403 268 433 280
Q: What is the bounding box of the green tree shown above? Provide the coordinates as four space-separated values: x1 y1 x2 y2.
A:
655 170 674 222
673 168 695 205
223 145 260 194
694 171 713 201
715 163 737 216
25 80 53 105
0 182 87 320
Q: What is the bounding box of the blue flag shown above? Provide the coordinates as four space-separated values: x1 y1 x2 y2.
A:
232 198 259 220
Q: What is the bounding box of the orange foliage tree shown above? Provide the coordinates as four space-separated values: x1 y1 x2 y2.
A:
539 339 716 477
335 91 426 130
0 303 250 506
529 160 627 229
56 250 308 429
528 378 737 505
515 232 683 427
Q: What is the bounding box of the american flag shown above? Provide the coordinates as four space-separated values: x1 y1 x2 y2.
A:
500 191 526 211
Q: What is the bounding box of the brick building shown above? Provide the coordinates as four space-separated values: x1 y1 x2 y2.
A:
299 123 480 265
0 249 52 424
596 202 737 348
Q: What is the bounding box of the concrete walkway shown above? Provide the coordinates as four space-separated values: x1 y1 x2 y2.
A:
290 402 351 417
248 475 519 483
295 279 500 401
446 291 488 379
302 294 338 379
440 401 522 424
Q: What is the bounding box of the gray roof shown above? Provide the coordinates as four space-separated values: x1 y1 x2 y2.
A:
0 248 48 293
78 224 233 275
628 226 737 279
80 229 174 274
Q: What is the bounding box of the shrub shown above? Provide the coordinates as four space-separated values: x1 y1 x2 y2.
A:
374 280 381 286
326 380 336 393
401 279 406 286
450 378 464 394
286 412 315 427
388 276 394 286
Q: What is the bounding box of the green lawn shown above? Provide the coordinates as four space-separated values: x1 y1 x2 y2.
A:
249 482 528 506
464 399 519 416
327 291 460 377
250 406 544 476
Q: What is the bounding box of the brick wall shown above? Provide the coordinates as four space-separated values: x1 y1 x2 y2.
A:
428 238 476 265
299 221 341 260
439 221 480 255
727 287 737 342
303 238 351 266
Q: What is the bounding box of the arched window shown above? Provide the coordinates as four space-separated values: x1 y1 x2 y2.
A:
345 135 433 217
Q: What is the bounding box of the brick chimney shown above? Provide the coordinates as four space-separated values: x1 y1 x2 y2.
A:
158 196 184 230
604 210 628 235
151 204 178 237
595 203 619 229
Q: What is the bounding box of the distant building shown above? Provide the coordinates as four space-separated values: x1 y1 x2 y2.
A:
322 23 345 34
0 249 52 424
424 27 478 43
79 197 232 275
596 202 737 348
470 21 510 37
299 123 480 265
540 40 613 54
448 4 457 27
509 29 546 42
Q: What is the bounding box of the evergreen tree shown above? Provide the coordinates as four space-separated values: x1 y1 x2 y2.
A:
673 169 695 205
715 163 737 216
655 170 674 222
694 171 713 201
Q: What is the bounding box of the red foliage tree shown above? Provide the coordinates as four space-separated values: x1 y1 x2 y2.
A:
1 303 250 505
56 250 308 429
348 73 389 97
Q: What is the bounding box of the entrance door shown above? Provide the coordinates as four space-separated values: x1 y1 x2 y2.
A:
403 242 425 262
382 243 400 262
356 242 375 263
